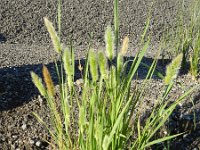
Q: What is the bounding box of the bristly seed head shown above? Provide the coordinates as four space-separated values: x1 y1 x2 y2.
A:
98 51 108 79
42 65 55 97
89 49 98 82
105 26 114 61
164 53 183 85
31 72 46 97
120 36 129 56
63 47 73 76
44 17 62 53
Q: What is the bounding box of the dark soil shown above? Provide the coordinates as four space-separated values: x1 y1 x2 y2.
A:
0 0 200 149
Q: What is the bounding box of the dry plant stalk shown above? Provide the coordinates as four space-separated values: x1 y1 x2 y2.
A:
42 65 55 98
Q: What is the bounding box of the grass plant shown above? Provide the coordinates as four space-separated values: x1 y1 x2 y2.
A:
164 0 200 79
30 0 198 149
189 0 200 79
31 19 197 149
190 32 200 79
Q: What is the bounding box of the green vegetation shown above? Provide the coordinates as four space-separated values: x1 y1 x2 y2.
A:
30 0 199 149
163 0 200 79
31 19 196 150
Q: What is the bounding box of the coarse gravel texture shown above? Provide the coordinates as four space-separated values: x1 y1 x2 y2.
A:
0 0 200 149
0 0 182 45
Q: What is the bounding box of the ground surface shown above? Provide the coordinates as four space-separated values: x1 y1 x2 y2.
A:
0 0 200 149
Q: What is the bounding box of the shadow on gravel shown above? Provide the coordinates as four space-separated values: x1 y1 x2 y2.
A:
1 55 199 148
0 56 173 111
158 93 200 149
0 34 6 43
144 92 200 150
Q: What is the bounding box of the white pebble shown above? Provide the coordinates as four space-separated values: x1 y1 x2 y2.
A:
36 141 41 147
163 130 168 135
12 135 18 139
38 95 43 105
178 102 182 107
21 124 27 130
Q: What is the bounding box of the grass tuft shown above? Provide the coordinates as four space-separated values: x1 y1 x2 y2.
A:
30 1 199 149
31 18 197 149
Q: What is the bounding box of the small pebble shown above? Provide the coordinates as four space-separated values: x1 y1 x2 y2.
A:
38 95 43 105
178 102 182 107
12 135 18 140
183 134 188 138
29 139 35 145
11 144 15 149
8 140 12 144
1 137 6 142
183 134 192 143
163 130 168 135
21 124 27 130
36 140 41 147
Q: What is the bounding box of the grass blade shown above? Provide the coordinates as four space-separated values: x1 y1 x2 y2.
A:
143 133 184 148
